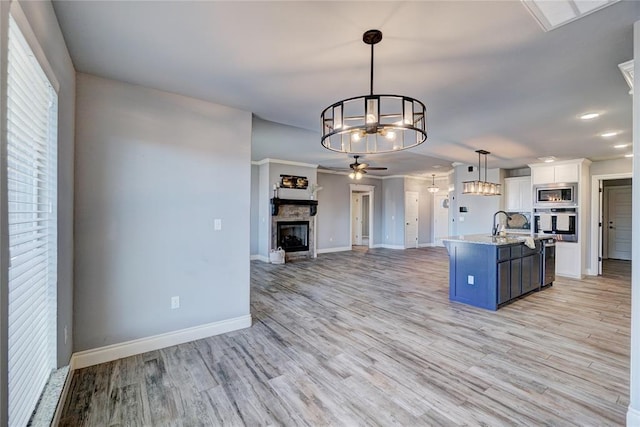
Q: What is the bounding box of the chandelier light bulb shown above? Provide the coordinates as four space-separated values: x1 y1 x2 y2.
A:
349 172 355 179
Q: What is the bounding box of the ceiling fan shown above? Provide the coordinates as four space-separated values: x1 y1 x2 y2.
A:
349 156 387 179
320 155 388 180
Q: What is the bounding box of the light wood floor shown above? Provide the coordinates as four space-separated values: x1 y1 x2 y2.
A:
59 248 631 426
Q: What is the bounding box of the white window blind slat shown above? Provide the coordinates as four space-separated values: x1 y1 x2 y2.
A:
7 14 58 427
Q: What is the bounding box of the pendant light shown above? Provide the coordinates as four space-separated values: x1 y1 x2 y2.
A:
427 174 439 193
462 150 501 196
321 29 427 154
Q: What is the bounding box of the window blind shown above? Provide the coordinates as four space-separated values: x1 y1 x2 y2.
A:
7 15 58 427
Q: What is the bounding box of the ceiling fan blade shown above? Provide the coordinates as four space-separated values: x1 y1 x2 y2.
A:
319 165 351 172
356 163 369 169
365 167 388 170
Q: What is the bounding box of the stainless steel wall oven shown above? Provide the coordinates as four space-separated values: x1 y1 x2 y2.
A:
533 208 578 242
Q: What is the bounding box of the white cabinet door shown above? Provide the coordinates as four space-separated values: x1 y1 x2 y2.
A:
555 241 581 278
520 177 532 211
532 166 555 184
504 177 532 212
532 164 579 184
554 163 579 183
504 179 521 211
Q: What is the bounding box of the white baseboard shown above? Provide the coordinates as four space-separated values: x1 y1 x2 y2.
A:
375 244 405 250
418 243 436 248
70 314 252 370
51 367 73 426
317 246 352 254
585 268 597 276
628 405 640 426
556 272 584 279
250 254 269 262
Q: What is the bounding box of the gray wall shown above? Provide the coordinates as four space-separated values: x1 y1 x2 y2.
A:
316 172 383 249
591 158 633 176
250 164 259 255
257 163 270 259
74 73 252 351
382 178 405 247
451 164 502 235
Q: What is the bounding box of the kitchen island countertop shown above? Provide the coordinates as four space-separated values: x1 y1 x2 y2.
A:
443 233 547 246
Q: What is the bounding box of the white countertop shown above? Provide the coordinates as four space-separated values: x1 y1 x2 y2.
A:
442 234 546 246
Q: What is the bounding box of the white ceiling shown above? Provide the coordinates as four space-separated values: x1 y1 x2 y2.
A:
52 1 639 177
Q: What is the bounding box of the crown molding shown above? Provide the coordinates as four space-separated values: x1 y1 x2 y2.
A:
252 158 318 168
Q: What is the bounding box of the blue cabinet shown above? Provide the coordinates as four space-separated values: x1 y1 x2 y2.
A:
445 238 543 310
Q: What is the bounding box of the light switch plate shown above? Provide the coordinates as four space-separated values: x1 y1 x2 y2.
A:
214 219 222 230
467 275 474 285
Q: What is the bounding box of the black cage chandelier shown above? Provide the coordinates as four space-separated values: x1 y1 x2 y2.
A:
321 30 427 154
462 150 501 196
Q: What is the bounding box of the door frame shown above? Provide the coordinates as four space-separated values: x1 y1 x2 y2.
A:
589 172 632 275
350 184 375 249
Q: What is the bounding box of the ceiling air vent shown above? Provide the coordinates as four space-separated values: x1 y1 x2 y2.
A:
521 0 619 32
619 59 633 95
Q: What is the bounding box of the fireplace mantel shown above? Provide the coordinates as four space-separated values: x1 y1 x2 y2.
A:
271 198 318 216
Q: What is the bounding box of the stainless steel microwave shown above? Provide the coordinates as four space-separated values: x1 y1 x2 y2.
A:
533 183 578 207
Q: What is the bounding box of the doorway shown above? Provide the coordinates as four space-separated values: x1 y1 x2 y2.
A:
590 174 633 275
604 183 632 260
350 184 375 249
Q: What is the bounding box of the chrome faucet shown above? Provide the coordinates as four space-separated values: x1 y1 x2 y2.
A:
492 211 512 236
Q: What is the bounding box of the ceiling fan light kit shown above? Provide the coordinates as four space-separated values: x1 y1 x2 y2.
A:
462 150 501 196
321 29 427 154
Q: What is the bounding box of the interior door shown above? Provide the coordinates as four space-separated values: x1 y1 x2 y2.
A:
434 194 449 247
405 191 419 248
606 185 632 260
351 192 362 245
361 194 370 243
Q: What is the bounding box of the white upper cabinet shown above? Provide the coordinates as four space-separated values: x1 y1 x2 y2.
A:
504 176 532 212
531 163 579 184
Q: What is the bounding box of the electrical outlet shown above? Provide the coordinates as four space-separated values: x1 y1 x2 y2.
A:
467 275 474 285
459 216 465 222
171 296 180 309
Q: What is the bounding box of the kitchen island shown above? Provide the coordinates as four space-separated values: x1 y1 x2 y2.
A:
442 234 547 310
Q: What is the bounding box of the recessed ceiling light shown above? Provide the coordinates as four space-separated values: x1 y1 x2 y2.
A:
601 131 619 138
625 154 633 158
614 144 630 149
433 165 442 169
579 112 600 120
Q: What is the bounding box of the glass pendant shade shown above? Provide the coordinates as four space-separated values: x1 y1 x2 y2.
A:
462 150 501 196
427 174 439 193
321 30 427 154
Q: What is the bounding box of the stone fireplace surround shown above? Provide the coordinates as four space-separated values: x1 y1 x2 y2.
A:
271 199 316 261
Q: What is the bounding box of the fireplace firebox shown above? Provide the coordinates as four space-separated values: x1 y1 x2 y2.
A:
277 221 309 252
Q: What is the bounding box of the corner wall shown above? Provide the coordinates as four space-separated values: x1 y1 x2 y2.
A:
74 73 252 351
